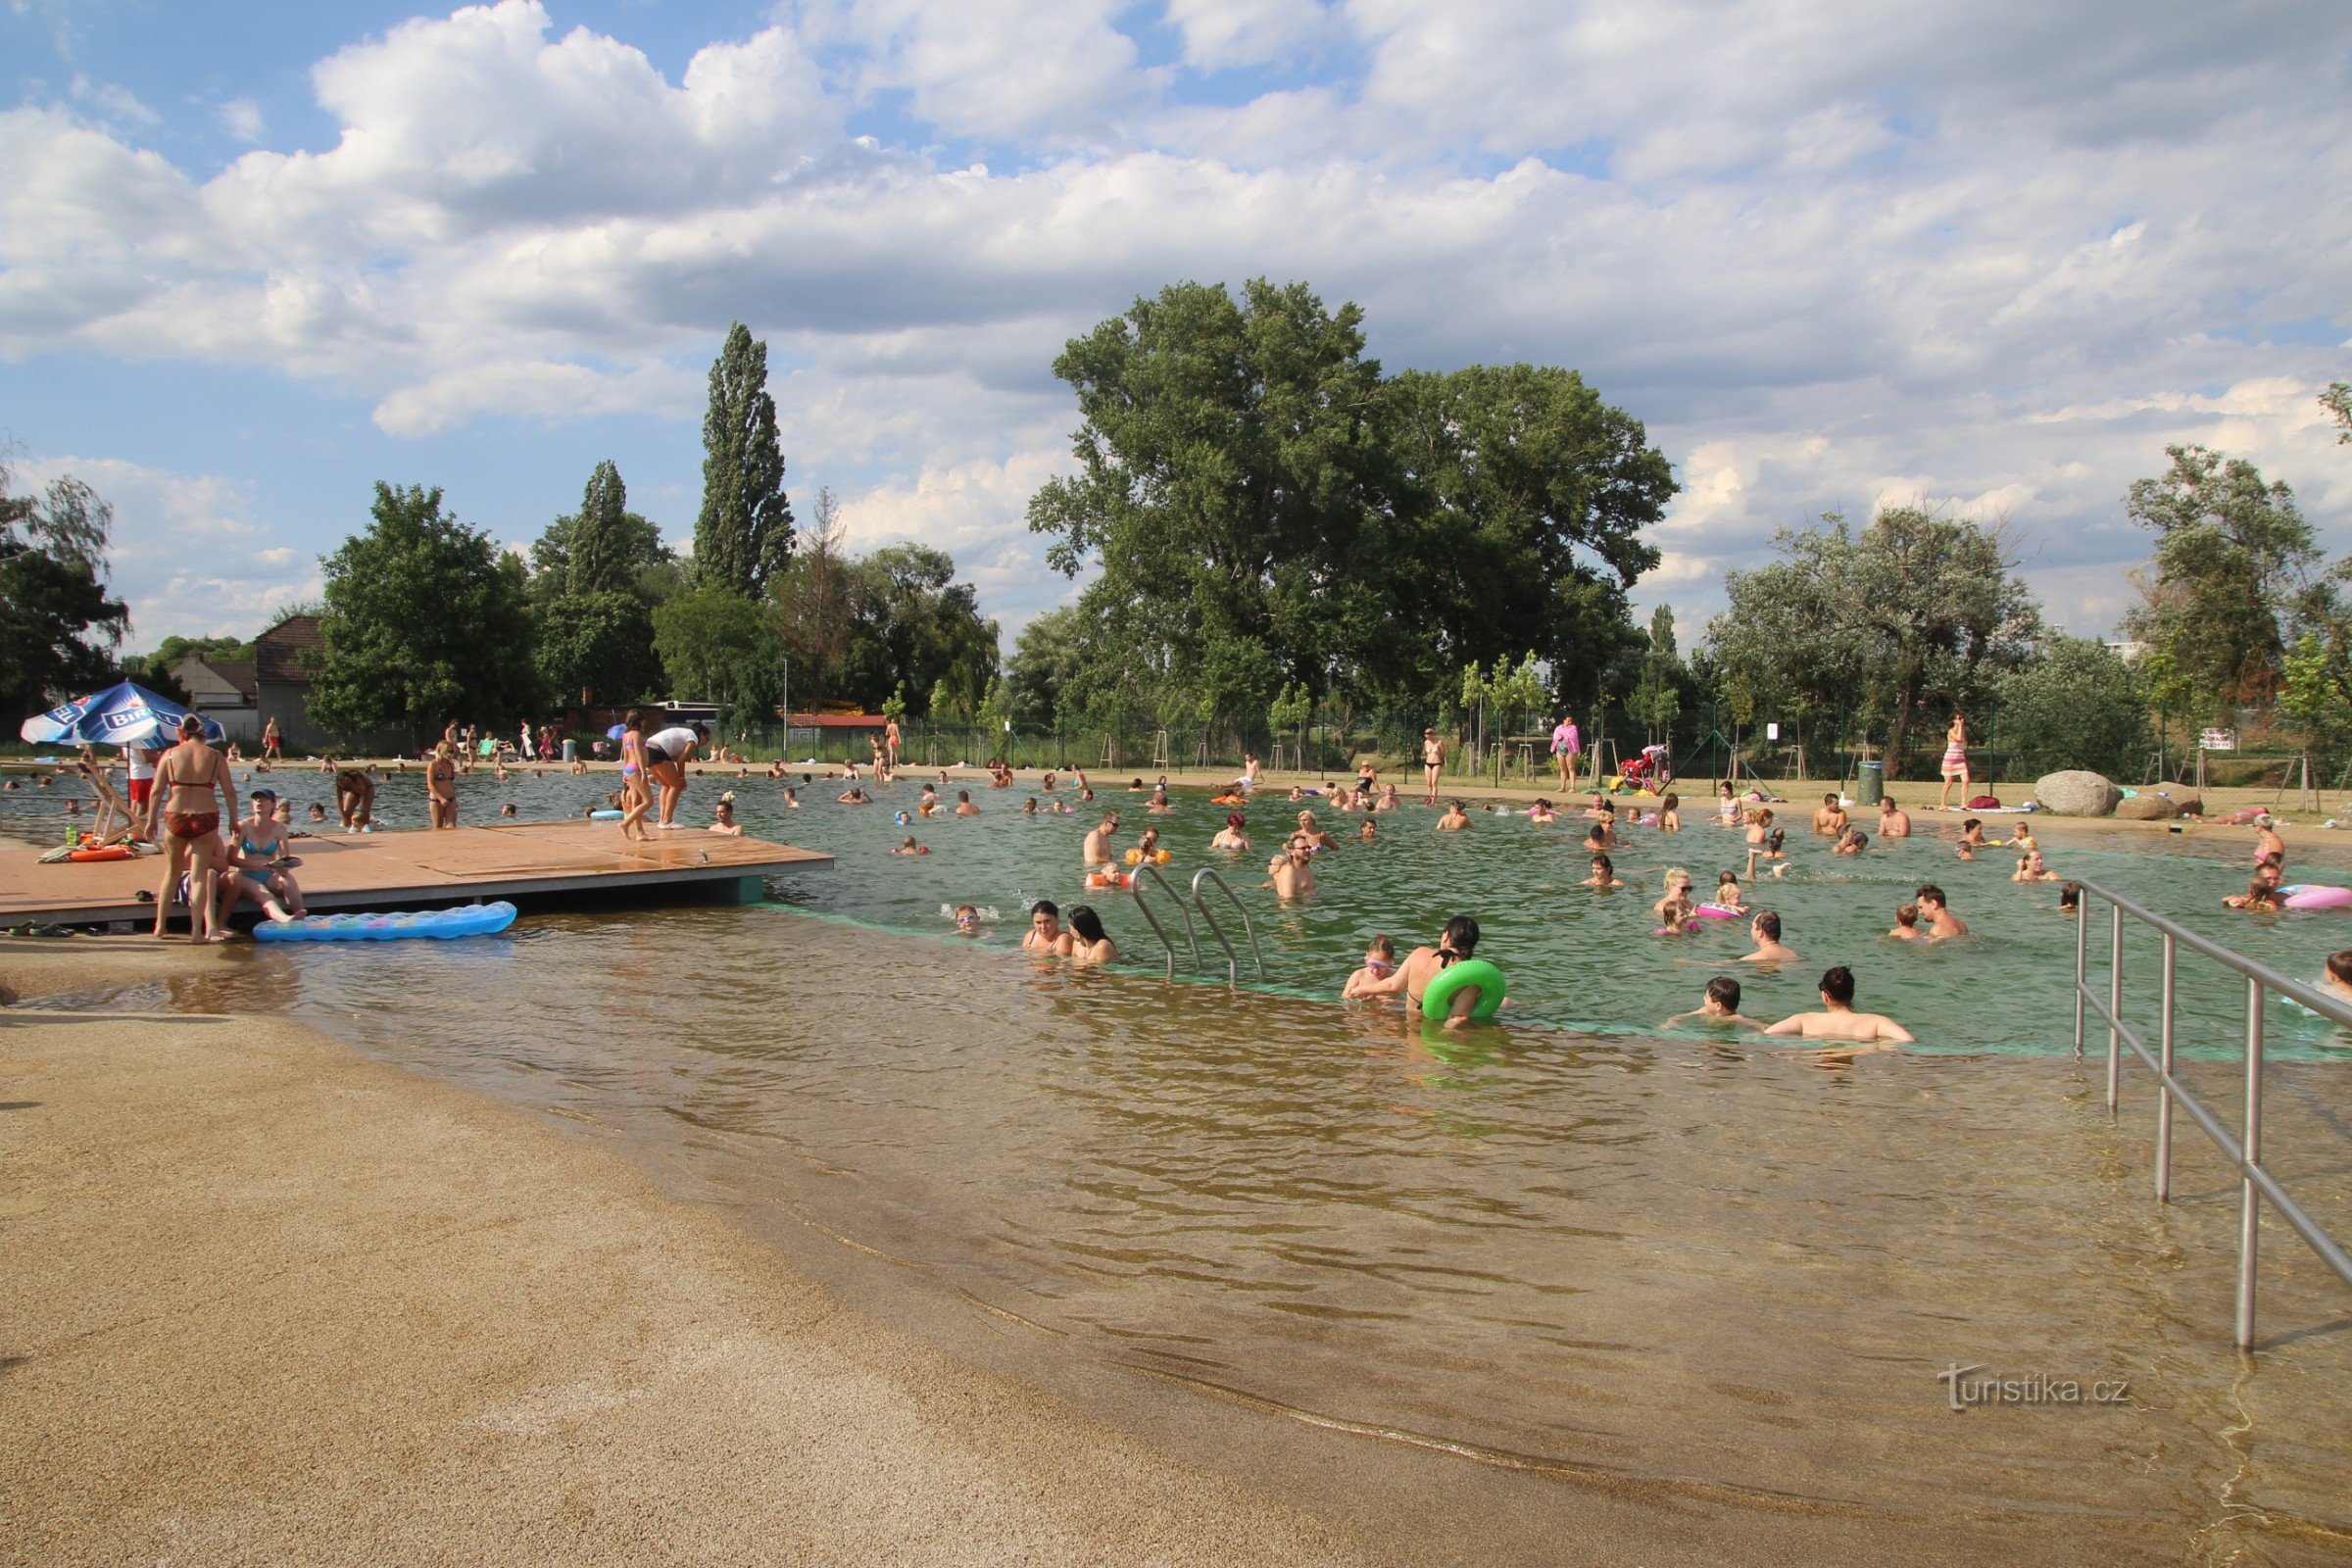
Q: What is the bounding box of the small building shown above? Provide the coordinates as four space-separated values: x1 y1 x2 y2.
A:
254 614 328 751
171 657 259 742
244 613 405 756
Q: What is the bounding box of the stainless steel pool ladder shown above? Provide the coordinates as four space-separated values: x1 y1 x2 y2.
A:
1189 867 1263 985
2070 876 2352 1349
1126 863 1200 979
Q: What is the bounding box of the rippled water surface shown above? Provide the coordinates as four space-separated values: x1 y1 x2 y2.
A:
11 764 2352 1560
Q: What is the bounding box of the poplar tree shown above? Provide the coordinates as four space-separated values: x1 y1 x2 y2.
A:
695 322 794 594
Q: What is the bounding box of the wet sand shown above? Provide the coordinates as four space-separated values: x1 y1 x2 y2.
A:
6 936 2344 1567
0 943 1368 1567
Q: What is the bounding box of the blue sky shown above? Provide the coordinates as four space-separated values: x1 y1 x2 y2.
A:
4 0 2349 656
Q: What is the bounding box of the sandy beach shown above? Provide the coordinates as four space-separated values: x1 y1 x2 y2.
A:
0 943 1368 1568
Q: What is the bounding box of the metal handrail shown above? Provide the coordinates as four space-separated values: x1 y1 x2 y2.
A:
1128 863 1199 977
2070 875 2352 1349
1189 867 1264 984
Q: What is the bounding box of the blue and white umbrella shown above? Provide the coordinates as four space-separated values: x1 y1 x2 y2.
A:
19 680 227 749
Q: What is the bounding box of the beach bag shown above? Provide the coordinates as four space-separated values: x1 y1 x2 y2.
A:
1968 794 2002 810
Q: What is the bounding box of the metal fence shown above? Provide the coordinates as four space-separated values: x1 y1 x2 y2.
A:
2070 876 2352 1349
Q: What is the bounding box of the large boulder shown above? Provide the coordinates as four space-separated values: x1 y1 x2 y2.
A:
2114 795 2175 820
2036 770 2123 816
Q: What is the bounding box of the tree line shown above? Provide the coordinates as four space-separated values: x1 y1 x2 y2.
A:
9 290 2347 776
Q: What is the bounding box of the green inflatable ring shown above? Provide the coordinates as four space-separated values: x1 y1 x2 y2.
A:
1421 957 1506 1022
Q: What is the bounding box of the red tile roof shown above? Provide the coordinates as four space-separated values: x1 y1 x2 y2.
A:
255 614 324 685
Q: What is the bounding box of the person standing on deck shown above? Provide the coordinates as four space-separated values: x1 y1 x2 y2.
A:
1551 713 1582 792
261 716 282 762
1936 712 1971 810
644 720 707 827
1421 729 1446 806
426 741 460 827
152 714 235 942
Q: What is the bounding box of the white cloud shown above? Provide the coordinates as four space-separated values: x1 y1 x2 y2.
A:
16 454 319 643
68 72 157 128
3 0 2351 645
1163 0 1329 70
217 97 265 142
793 0 1151 145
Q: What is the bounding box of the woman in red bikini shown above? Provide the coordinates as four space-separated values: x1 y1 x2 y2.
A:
152 713 236 942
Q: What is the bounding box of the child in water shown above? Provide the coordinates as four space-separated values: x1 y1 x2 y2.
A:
953 904 983 936
1712 870 1745 910
1343 934 1398 999
1887 903 1926 941
1585 853 1622 888
893 835 930 856
1656 892 1697 935
1529 799 1556 824
1653 867 1697 917
1658 793 1682 832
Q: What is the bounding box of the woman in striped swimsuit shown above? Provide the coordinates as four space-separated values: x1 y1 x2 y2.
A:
1936 713 1970 810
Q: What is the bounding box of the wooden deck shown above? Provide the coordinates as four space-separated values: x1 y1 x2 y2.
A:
0 820 831 927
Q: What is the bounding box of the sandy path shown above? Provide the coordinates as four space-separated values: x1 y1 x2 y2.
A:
0 968 1370 1567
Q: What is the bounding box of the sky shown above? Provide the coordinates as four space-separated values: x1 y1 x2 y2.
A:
4 0 2350 659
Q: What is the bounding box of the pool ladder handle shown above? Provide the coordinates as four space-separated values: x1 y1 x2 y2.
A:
1188 866 1264 985
2070 876 2352 1351
1126 863 1200 979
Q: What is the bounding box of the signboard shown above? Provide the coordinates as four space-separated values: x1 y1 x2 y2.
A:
2199 728 2236 752
1765 722 1781 741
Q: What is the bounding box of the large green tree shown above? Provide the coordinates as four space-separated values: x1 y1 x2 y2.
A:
652 585 774 710
531 460 668 602
528 462 668 704
1381 362 1671 704
0 462 128 723
1991 636 2152 777
770 487 858 710
310 483 541 743
1025 279 1675 732
696 322 794 595
832 544 1000 716
1707 507 2040 763
2121 445 2317 710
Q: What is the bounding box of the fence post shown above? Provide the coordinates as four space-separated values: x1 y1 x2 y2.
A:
2236 976 2265 1350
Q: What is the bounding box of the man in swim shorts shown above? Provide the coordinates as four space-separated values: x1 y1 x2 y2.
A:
1915 884 1967 939
1265 843 1317 899
1765 966 1914 1046
1082 813 1120 869
1812 793 1847 837
123 741 160 839
1739 909 1798 963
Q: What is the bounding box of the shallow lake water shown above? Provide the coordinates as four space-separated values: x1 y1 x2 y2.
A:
9 763 2352 1561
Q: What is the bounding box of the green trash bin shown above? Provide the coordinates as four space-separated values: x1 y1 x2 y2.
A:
1856 760 1885 806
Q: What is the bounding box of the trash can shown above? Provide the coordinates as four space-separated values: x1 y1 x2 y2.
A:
1856 759 1884 806
562 739 575 762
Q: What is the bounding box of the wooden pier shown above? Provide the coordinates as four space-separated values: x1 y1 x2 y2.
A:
0 820 831 928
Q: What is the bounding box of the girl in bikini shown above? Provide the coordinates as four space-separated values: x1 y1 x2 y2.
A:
618 709 652 842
